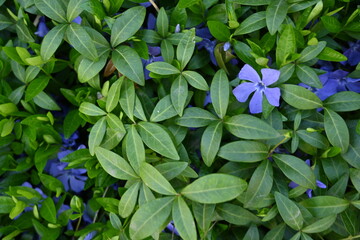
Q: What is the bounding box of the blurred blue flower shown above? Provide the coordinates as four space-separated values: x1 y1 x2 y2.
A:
84 231 97 240
140 1 152 7
142 46 164 80
289 160 326 198
223 42 231 51
35 16 49 37
72 16 82 25
204 91 212 106
320 69 360 95
196 27 217 65
61 132 79 148
233 64 281 114
166 221 179 236
175 24 181 33
342 40 360 66
317 60 334 72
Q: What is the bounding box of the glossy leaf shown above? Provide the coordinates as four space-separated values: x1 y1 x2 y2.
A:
218 141 268 163
324 91 360 112
276 24 296 67
119 77 135 122
224 114 280 139
150 95 178 122
106 78 122 113
273 154 316 189
139 162 177 195
201 121 222 167
33 91 61 111
182 71 209 91
211 69 229 118
302 215 337 233
111 6 146 47
324 108 349 153
177 29 195 70
95 146 137 179
171 75 188 116
125 125 145 174
301 196 349 217
181 174 247 204
118 182 140 218
217 203 261 226
79 102 106 116
146 61 180 75
40 24 67 61
266 0 288 35
129 197 174 239
25 76 50 102
296 65 322 89
88 117 107 156
66 0 87 22
172 196 197 240
275 191 304 230
34 0 67 23
207 21 230 41
280 84 323 109
156 8 168 37
234 11 266 35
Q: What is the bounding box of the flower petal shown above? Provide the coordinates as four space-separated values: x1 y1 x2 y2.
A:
261 68 280 86
316 180 327 189
249 90 263 114
233 82 256 102
306 189 313 198
289 181 299 188
264 87 280 107
238 64 261 83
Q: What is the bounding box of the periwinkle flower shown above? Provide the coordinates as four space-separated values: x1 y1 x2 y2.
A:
342 40 360 66
142 46 164 80
72 16 82 25
196 27 217 65
35 16 49 37
233 64 281 114
166 221 179 236
288 160 326 198
223 42 231 51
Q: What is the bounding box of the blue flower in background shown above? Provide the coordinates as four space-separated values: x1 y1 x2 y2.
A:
72 16 82 25
223 42 231 51
342 40 360 66
320 69 360 95
166 221 179 236
35 16 49 37
233 64 281 114
196 27 217 65
289 160 326 198
142 46 164 80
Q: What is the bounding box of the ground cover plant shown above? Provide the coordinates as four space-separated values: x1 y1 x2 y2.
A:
0 0 360 239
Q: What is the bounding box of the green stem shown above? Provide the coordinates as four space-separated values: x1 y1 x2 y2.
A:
267 135 290 157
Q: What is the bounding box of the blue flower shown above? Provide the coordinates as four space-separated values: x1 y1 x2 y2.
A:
196 27 217 65
233 64 281 114
223 42 231 51
72 16 82 25
320 70 360 95
142 46 164 80
289 160 326 198
166 221 179 236
204 91 212 106
35 16 49 37
342 40 360 66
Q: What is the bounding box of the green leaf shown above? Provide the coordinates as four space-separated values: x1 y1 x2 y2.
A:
95 146 137 179
177 0 200 8
263 223 286 240
321 16 342 33
301 196 349 217
172 197 197 240
295 65 322 89
218 141 268 163
182 71 209 91
171 75 188 116
118 182 140 218
192 203 215 233
129 197 174 239
324 108 349 153
177 29 195 70
243 225 259 240
324 91 360 112
273 154 316 189
266 0 288 35
109 212 122 230
201 121 223 167
119 77 135 121
78 54 107 83
39 198 57 224
161 39 174 63
111 6 146 47
244 160 273 208
280 84 322 109
211 69 229 118
79 102 106 116
34 0 67 23
137 121 179 160
155 162 188 181
232 40 258 67
275 191 304 230
224 114 280 139
0 197 15 213
66 23 98 61
276 24 296 67
106 78 122 113
25 76 50 102
234 11 266 35
175 107 218 128
112 46 145 86
297 130 329 150
350 168 360 193
33 91 61 111
298 41 327 63
9 86 25 105
64 110 83 139
207 21 230 41
89 117 107 156
181 173 247 204
66 0 87 22
140 162 177 195
125 125 145 174
302 215 337 233
156 7 168 37
16 19 34 42
150 95 178 122
217 203 261 225
317 47 347 62
146 61 180 75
